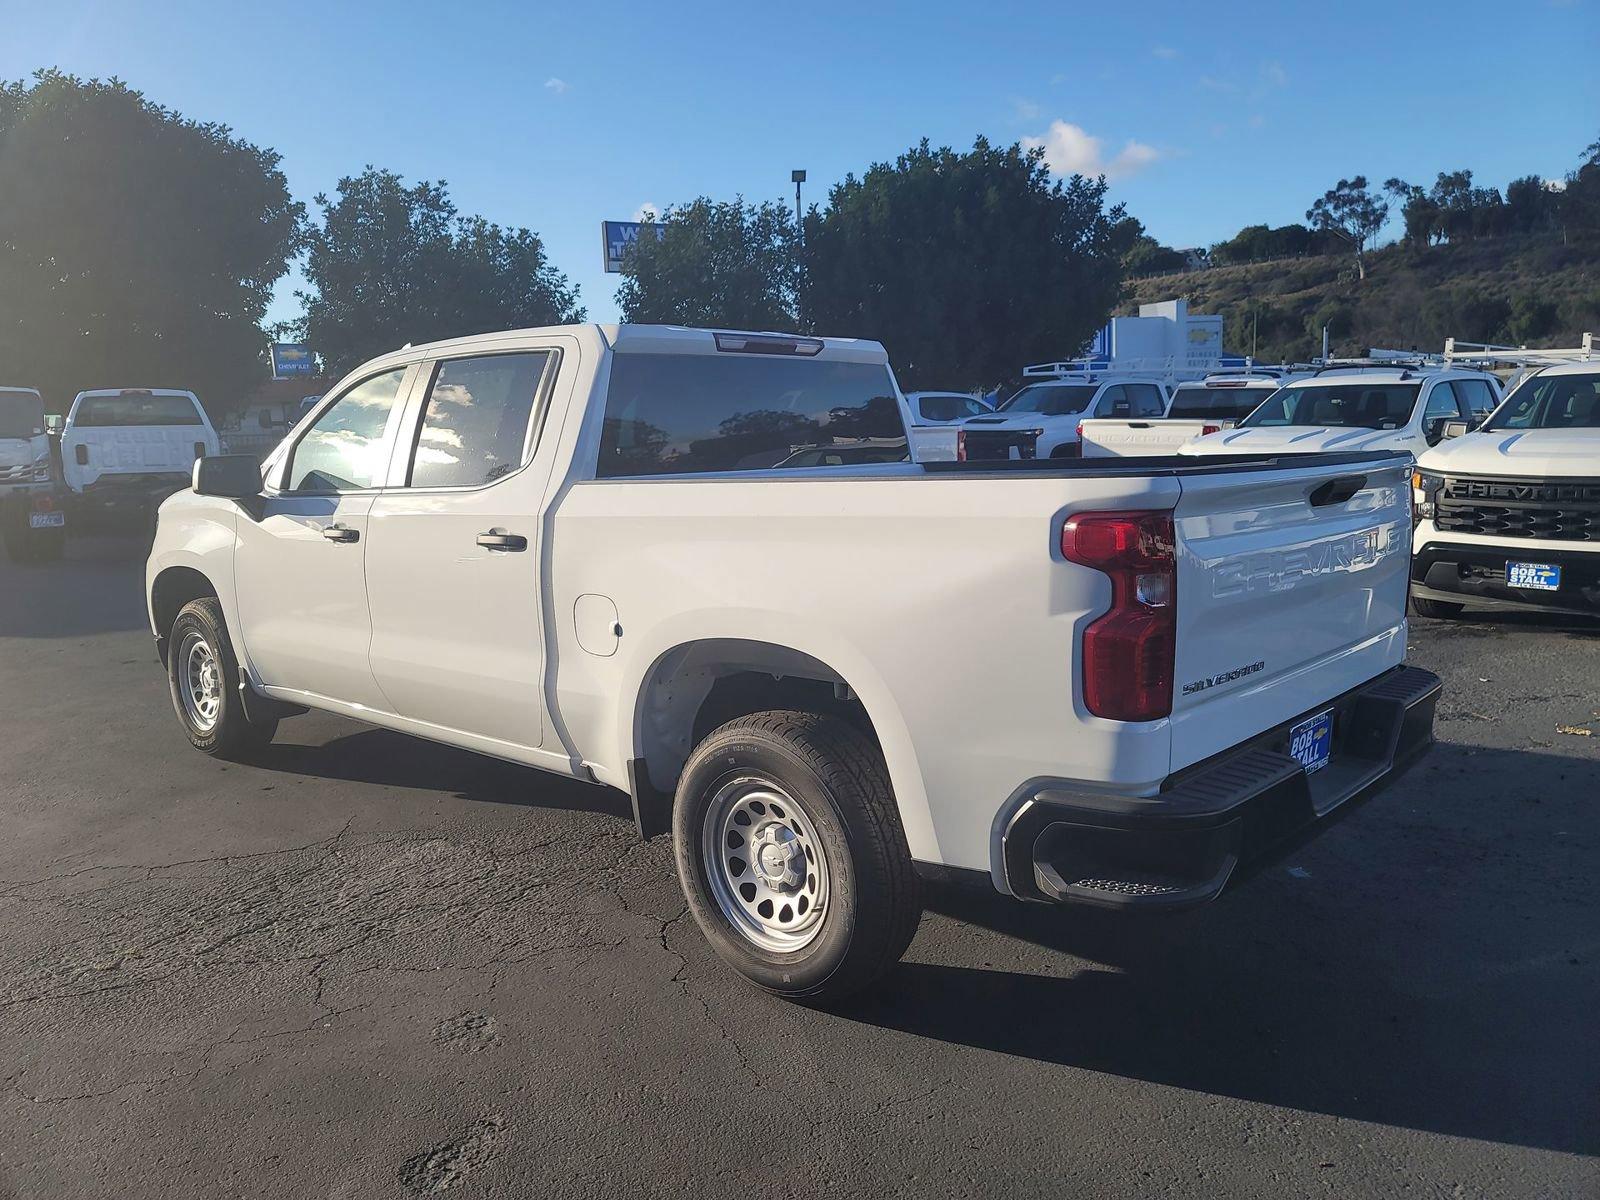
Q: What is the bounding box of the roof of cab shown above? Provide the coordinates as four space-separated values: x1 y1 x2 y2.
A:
1283 367 1494 388
1526 360 1600 378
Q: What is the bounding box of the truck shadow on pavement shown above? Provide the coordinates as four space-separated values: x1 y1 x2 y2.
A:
843 745 1599 1158
252 727 635 820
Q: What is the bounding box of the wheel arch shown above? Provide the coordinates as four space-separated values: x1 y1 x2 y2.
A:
623 634 936 861
150 565 219 666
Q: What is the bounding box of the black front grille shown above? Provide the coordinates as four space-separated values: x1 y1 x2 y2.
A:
1435 474 1600 542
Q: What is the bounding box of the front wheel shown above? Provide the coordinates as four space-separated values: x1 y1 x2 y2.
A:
672 711 922 1003
167 597 277 757
1412 594 1465 619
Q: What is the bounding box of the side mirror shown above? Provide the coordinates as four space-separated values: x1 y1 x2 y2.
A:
193 454 262 499
1441 420 1471 441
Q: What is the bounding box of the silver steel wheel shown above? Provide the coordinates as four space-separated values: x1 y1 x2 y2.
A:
701 775 831 953
178 629 222 733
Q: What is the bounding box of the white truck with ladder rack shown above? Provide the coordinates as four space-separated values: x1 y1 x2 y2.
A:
1078 365 1315 458
1411 335 1600 618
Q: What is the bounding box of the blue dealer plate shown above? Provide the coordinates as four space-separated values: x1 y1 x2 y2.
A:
1288 709 1334 775
28 511 65 528
1506 561 1560 591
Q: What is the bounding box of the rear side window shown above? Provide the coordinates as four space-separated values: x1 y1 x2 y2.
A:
598 353 906 477
74 393 202 427
917 394 985 422
1127 384 1165 417
286 368 407 492
407 352 551 488
1451 378 1498 417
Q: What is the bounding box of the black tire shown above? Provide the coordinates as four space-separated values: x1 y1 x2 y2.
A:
1412 594 1465 619
672 710 922 1003
166 596 277 757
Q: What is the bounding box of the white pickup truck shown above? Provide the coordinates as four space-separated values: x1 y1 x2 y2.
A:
146 324 1440 1001
1180 364 1501 461
63 387 220 527
0 385 67 562
1412 358 1600 618
957 373 1170 458
1079 372 1297 458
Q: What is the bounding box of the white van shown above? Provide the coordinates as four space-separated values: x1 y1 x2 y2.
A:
62 388 220 519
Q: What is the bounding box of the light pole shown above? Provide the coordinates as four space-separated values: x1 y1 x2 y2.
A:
792 169 806 238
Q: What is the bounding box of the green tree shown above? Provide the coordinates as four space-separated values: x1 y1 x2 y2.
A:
1505 175 1557 235
1306 176 1388 280
802 137 1127 390
0 70 303 412
300 167 583 375
1383 178 1440 247
1561 132 1600 240
615 198 800 330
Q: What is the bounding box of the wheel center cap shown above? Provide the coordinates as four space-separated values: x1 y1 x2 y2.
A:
750 823 804 891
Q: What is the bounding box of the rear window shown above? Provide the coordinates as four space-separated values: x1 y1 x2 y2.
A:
0 390 45 439
1168 385 1278 421
597 353 906 477
74 393 202 427
1240 383 1420 430
1484 372 1600 431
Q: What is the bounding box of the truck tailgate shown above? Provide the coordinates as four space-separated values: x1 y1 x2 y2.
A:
1080 419 1217 458
1168 454 1411 772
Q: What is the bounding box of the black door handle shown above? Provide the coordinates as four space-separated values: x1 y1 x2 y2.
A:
1308 475 1367 507
321 523 360 543
477 530 527 552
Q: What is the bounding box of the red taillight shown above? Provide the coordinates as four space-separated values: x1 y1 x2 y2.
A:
1074 421 1085 441
1200 424 1221 436
1061 510 1176 722
956 428 968 462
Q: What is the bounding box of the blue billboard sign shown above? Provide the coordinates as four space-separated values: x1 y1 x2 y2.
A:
602 220 664 273
270 343 316 379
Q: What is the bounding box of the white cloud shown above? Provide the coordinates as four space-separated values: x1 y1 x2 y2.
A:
1013 96 1041 120
1152 45 1179 59
1260 60 1288 88
631 201 659 222
1022 120 1161 181
544 77 569 94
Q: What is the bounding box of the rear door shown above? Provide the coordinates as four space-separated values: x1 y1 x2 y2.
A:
364 345 563 751
235 365 416 710
1167 455 1412 771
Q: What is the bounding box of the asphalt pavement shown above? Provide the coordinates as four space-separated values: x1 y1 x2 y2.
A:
1 537 1596 1198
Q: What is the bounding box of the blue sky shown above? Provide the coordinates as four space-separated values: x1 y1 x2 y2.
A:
3 0 1596 327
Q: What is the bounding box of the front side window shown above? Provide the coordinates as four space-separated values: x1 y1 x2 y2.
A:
1127 384 1166 418
74 392 202 427
285 368 407 492
916 394 985 422
1423 383 1464 423
407 352 550 488
1452 378 1499 417
1240 383 1421 430
598 353 906 477
1001 383 1098 416
1484 372 1600 430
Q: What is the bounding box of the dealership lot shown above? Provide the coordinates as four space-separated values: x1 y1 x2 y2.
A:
1 538 1596 1198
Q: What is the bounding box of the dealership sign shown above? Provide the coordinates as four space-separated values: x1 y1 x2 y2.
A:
601 220 665 273
270 343 316 379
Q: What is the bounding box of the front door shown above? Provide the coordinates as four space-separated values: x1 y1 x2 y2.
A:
364 348 559 751
234 365 415 711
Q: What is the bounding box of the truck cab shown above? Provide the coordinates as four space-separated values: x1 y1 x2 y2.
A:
1411 353 1600 618
1181 363 1501 460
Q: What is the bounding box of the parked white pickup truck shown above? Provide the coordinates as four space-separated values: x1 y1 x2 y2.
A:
0 385 67 562
1180 364 1501 461
1079 371 1299 458
959 373 1170 458
1412 358 1600 618
63 388 220 526
146 324 1440 1000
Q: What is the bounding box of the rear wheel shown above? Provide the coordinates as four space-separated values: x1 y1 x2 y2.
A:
167 597 277 757
1412 594 1465 619
672 711 922 1004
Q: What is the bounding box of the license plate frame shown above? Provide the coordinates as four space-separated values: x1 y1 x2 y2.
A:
1506 561 1560 591
1288 709 1335 775
28 511 65 529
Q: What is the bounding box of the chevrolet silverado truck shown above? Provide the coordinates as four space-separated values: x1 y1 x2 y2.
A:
1412 359 1600 617
146 324 1441 1001
957 371 1171 458
1079 370 1305 458
63 387 220 530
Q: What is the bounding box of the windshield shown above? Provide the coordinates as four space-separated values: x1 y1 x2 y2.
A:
1168 385 1278 421
73 392 202 427
1483 371 1600 431
0 390 46 440
1239 383 1420 430
1001 383 1098 416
